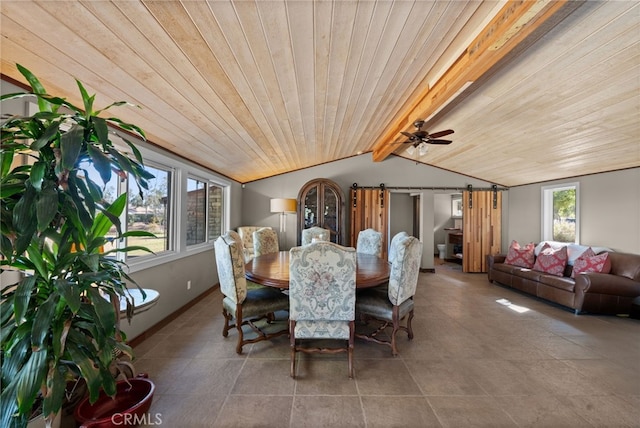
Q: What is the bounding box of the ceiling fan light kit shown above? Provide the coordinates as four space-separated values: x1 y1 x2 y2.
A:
396 119 454 157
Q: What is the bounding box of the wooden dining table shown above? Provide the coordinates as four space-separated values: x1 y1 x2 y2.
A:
245 251 390 289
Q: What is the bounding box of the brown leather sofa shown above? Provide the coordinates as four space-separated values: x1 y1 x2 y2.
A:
488 250 640 315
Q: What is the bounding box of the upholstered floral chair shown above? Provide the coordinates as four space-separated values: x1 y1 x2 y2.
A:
388 231 409 263
355 235 422 356
214 232 289 354
237 226 264 262
289 242 357 378
356 228 383 257
301 226 331 245
253 227 279 257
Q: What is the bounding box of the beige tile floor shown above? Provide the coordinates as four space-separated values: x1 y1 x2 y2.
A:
134 261 640 428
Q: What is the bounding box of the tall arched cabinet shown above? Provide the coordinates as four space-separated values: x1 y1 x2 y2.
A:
297 178 346 245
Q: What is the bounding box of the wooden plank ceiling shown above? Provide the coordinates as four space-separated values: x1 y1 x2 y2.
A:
1 1 638 186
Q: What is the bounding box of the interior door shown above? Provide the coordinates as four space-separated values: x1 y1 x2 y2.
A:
349 187 389 259
462 190 502 272
297 178 345 245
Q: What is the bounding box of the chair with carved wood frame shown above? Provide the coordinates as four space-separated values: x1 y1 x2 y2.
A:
214 232 289 354
355 235 422 356
289 242 357 378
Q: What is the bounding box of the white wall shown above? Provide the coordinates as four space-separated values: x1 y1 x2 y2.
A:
507 168 640 253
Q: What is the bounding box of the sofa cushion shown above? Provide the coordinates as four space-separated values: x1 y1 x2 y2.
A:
538 273 575 292
505 240 535 268
493 263 541 279
533 243 568 277
572 248 612 278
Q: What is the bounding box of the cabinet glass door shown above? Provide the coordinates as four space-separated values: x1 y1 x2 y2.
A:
297 178 345 245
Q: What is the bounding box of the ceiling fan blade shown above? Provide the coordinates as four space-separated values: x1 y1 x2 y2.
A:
400 131 414 138
427 139 452 145
429 129 454 138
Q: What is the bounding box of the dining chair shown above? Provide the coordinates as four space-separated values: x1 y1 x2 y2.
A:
253 227 279 257
355 235 422 356
214 232 289 354
237 226 264 262
388 231 409 264
368 230 409 296
356 228 383 257
301 226 331 245
288 242 357 378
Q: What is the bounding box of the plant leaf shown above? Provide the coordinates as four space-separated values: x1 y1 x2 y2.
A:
76 79 95 117
13 275 36 325
55 278 81 314
31 294 58 348
65 335 104 403
42 364 66 418
91 193 126 238
17 63 51 112
0 148 14 177
87 288 116 337
106 117 146 140
91 116 109 147
121 137 144 165
13 185 36 234
86 144 112 184
31 120 60 151
36 185 59 232
15 349 48 415
60 125 84 171
26 243 48 279
29 161 46 192
80 253 100 272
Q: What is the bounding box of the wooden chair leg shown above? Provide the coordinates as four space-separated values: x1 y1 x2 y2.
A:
235 307 245 354
407 309 415 340
390 306 400 356
290 320 296 378
222 309 232 337
348 321 355 378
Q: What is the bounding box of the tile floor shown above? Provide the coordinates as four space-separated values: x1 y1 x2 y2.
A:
133 261 640 427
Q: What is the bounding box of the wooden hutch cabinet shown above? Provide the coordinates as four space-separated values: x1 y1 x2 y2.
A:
296 178 346 245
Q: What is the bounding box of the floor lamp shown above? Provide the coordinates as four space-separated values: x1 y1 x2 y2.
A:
270 198 297 250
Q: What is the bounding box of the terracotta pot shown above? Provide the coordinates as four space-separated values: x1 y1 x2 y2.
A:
74 375 155 428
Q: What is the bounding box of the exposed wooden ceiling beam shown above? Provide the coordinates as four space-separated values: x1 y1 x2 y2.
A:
372 0 585 162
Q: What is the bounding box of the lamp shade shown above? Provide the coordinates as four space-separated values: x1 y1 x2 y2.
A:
270 198 297 213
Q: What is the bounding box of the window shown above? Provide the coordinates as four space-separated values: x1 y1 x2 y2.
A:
80 160 174 260
186 177 224 246
127 165 172 257
541 183 579 243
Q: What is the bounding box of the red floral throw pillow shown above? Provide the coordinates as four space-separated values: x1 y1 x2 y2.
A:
532 243 568 276
505 240 535 268
572 248 612 278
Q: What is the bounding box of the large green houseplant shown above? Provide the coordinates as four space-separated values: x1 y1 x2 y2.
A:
1 64 154 427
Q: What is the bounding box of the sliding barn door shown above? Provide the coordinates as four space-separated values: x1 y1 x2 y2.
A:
462 190 502 273
350 188 389 259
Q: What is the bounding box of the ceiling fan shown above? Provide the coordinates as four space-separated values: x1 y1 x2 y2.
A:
396 120 454 157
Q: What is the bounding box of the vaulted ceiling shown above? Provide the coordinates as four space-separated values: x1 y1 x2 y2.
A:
1 1 638 187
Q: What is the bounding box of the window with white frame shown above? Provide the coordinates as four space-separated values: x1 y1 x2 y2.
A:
186 177 224 246
541 182 579 243
127 164 173 257
80 159 174 260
